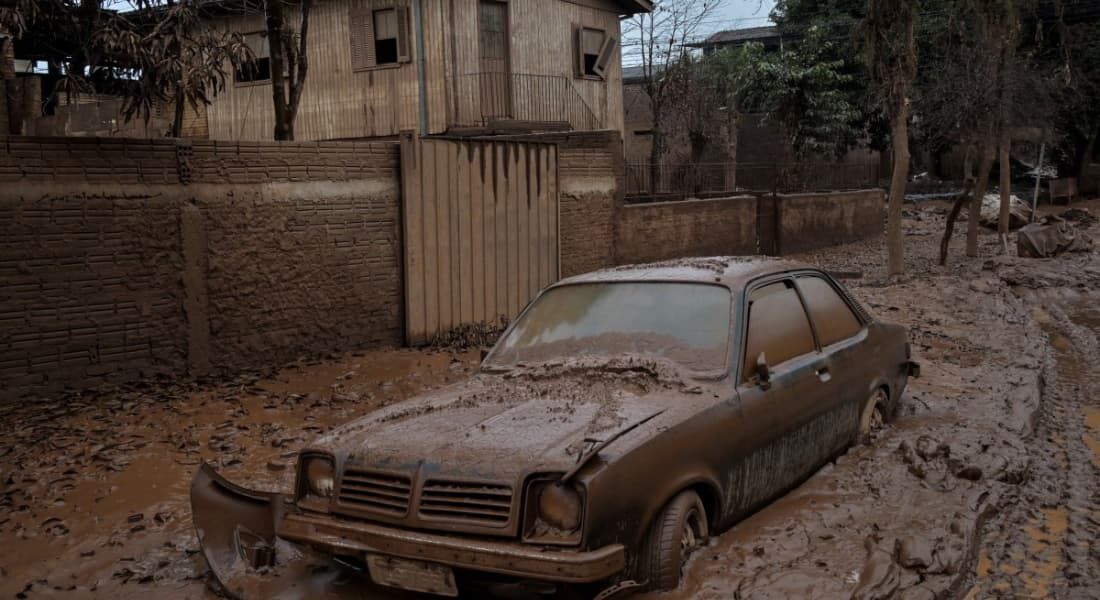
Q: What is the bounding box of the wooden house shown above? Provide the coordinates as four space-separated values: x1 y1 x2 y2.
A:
201 0 651 141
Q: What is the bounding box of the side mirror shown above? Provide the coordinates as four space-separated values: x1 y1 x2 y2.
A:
755 352 771 390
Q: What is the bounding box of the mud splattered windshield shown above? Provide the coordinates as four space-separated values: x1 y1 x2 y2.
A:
487 282 732 372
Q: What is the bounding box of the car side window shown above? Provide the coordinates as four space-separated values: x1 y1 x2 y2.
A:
796 275 862 347
742 280 816 382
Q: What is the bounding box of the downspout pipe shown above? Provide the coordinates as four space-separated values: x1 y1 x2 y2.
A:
413 0 429 136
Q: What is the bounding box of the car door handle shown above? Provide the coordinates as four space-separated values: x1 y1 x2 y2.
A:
815 366 831 382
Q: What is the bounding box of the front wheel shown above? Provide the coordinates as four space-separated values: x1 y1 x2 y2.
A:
640 490 708 591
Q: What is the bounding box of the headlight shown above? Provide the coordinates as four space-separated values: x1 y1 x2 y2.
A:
536 482 582 531
301 455 335 499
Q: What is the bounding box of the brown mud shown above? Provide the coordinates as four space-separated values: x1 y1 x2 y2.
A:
2 201 1099 599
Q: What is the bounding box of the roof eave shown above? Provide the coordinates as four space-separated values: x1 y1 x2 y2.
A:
619 0 654 15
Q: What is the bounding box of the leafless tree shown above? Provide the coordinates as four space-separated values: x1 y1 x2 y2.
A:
918 0 1052 261
623 0 724 192
864 0 918 276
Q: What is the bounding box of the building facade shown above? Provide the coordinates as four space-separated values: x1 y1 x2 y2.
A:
204 0 650 141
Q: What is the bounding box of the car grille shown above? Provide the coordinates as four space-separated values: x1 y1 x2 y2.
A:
337 468 413 517
418 479 514 527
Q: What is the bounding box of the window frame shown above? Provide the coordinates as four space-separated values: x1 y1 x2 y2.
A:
737 275 821 384
348 1 412 73
573 25 616 81
233 30 273 87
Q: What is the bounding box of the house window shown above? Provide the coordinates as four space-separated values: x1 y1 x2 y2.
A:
373 8 399 64
235 32 271 84
574 26 616 80
349 3 411 71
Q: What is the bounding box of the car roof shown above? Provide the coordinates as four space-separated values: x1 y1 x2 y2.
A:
555 256 817 290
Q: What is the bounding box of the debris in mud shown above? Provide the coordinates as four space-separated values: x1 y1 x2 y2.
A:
978 193 1030 229
427 317 509 351
1017 217 1094 258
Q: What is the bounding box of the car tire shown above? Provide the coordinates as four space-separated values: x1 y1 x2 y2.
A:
641 490 708 591
858 387 888 442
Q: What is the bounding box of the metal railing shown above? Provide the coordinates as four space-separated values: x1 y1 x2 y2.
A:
625 160 883 197
445 72 603 132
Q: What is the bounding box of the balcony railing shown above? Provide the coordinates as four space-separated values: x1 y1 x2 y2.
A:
445 72 604 132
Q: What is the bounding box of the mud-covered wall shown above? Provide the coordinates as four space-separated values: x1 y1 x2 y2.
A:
0 136 402 400
616 196 759 264
489 130 623 277
776 190 884 255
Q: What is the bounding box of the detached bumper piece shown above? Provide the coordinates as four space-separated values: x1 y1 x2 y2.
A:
278 512 625 584
190 463 287 599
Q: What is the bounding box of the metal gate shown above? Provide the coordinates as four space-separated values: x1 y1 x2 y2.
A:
400 134 559 344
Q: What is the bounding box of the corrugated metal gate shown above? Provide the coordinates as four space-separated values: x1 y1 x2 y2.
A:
400 134 559 344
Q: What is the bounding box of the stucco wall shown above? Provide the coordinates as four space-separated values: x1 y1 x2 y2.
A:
776 190 884 255
0 136 403 400
616 196 758 264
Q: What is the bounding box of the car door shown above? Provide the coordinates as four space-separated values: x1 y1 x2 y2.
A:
723 277 828 519
795 273 870 447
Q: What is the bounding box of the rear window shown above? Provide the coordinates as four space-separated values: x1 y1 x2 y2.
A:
797 275 862 346
487 282 732 372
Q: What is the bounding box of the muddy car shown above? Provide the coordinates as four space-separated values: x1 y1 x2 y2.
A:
191 257 918 598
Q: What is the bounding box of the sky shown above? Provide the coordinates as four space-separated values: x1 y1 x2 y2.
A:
621 0 777 65
713 0 777 31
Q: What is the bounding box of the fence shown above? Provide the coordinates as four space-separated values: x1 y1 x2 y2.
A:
625 160 883 197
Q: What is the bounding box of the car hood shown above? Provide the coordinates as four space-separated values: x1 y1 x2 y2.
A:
310 359 721 482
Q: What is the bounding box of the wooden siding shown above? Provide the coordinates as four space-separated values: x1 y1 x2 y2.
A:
204 0 625 141
444 0 624 132
401 135 559 344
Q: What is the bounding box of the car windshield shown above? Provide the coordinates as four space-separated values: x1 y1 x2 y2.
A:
486 282 732 372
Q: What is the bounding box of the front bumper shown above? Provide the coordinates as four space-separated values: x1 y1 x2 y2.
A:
191 463 625 598
279 512 624 583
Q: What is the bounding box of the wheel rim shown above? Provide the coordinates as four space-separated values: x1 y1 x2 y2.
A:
680 509 703 554
860 389 888 436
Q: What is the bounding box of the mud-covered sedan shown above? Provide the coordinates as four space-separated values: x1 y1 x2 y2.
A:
192 257 918 598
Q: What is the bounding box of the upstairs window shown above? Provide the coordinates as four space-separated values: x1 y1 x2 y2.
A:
574 26 616 80
349 2 411 71
373 8 399 64
235 32 271 84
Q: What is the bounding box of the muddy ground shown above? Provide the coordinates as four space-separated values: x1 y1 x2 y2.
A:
2 200 1099 599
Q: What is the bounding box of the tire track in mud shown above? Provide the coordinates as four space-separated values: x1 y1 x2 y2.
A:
968 294 1100 599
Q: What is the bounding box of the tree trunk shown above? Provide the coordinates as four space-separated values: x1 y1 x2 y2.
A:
725 110 740 192
1078 129 1097 181
997 136 1011 242
886 103 910 276
648 124 663 194
266 0 290 140
966 142 995 257
171 85 185 138
939 178 974 266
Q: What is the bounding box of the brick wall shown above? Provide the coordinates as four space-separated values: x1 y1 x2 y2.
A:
776 190 884 255
616 196 758 264
0 136 402 400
